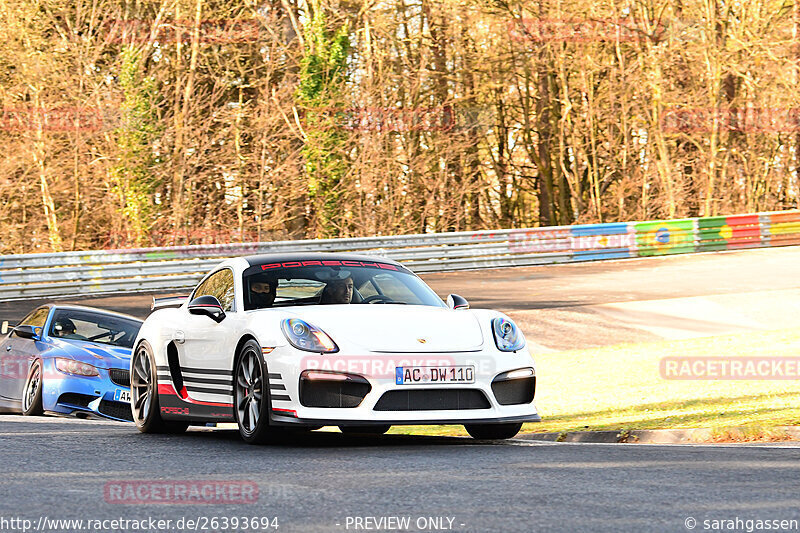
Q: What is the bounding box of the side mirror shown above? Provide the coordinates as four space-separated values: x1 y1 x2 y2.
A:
446 294 470 310
188 295 226 323
1 321 9 335
14 325 40 340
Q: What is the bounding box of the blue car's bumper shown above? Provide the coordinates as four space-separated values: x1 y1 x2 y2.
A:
41 358 132 422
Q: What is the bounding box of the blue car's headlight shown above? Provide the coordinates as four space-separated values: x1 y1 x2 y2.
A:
492 318 525 352
281 319 339 353
55 357 100 377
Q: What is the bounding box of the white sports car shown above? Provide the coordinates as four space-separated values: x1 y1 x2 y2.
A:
131 253 540 443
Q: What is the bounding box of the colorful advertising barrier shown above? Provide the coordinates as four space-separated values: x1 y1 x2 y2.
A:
2 210 800 301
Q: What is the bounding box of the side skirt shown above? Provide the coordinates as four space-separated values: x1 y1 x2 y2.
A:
156 384 234 423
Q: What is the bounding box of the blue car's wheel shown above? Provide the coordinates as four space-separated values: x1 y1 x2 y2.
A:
131 341 187 434
22 360 43 416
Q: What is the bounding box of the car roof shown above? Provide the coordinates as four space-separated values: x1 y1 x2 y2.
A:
49 305 143 324
243 252 403 267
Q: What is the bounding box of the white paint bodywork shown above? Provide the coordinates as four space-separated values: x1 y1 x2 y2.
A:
134 256 539 425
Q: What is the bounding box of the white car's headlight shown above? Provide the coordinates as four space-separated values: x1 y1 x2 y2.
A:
491 318 525 352
281 319 339 353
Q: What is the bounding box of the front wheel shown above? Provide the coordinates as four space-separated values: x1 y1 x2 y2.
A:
464 422 522 440
131 341 187 434
21 360 44 416
234 340 283 444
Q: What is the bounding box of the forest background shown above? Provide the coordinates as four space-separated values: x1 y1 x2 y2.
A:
2 0 799 253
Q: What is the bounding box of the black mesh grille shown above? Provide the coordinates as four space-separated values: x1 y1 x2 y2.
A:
57 393 96 408
108 368 130 387
491 376 536 406
299 378 371 408
374 389 490 411
98 400 133 421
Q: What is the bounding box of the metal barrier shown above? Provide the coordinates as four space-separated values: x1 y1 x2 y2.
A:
1 210 799 301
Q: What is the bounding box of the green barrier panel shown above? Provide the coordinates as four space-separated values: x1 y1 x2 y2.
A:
634 219 696 256
696 216 729 251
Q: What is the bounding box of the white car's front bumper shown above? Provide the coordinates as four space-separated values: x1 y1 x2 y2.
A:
265 348 540 426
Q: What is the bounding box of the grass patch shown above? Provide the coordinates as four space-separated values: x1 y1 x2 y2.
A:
388 328 800 438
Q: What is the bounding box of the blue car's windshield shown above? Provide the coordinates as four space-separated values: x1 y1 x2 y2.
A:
49 310 142 348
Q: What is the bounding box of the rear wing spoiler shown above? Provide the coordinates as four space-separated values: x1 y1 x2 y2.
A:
151 295 188 312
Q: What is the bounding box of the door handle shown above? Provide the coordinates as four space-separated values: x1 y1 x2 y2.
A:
172 330 185 344
5 346 11 351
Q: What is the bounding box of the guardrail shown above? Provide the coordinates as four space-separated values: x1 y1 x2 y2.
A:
1 210 799 300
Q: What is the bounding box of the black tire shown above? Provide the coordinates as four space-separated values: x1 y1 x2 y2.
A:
21 360 44 416
339 425 391 435
464 422 522 440
234 339 283 444
131 341 188 434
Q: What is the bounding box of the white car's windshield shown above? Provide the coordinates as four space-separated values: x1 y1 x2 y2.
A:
242 260 445 310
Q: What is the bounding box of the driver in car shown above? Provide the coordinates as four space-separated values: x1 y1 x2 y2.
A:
53 318 86 340
250 276 277 309
321 276 354 304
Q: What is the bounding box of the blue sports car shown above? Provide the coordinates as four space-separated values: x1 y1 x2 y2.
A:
0 304 142 422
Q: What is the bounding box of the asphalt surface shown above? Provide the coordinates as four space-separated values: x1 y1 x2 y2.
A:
1 416 800 533
3 247 800 532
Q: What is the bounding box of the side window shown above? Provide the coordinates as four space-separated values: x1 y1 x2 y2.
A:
15 307 49 337
22 308 49 328
194 269 235 311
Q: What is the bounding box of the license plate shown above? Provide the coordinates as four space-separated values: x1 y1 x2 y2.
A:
395 366 475 385
114 389 131 403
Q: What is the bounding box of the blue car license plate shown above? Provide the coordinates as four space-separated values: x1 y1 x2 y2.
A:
114 389 131 403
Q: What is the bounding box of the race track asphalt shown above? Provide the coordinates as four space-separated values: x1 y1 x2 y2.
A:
2 247 800 532
1 416 799 533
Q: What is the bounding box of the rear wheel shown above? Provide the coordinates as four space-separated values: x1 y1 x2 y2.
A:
339 425 391 435
234 340 283 444
21 360 43 416
464 422 522 440
131 341 187 434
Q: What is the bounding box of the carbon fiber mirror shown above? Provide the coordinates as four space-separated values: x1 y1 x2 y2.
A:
446 294 470 310
188 295 226 323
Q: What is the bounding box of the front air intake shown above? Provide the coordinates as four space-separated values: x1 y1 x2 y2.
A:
108 368 130 387
491 372 536 406
299 372 371 408
373 389 491 411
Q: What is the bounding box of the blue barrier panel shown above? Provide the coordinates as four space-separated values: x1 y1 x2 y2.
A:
570 223 636 261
